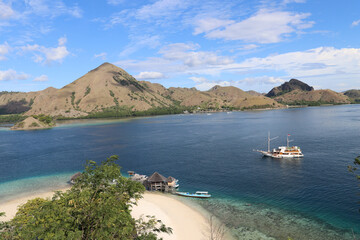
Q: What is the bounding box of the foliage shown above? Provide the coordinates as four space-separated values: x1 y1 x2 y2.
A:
0 114 26 123
84 86 91 97
0 155 172 239
241 104 275 110
32 114 54 126
348 155 360 212
29 122 40 127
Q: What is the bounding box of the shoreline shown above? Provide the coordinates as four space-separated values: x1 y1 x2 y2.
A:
0 188 232 240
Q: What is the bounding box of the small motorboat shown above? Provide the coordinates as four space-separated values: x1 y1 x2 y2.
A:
176 191 211 198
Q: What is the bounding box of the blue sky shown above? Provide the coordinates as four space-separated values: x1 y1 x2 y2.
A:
1 0 360 93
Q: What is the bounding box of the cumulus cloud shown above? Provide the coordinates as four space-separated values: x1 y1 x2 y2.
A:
194 9 314 44
159 43 234 67
33 74 48 82
94 52 107 60
240 76 286 85
0 69 29 81
21 37 70 64
0 1 15 19
0 42 11 60
135 71 165 80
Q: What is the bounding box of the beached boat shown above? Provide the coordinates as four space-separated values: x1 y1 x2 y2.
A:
176 191 211 198
255 132 304 159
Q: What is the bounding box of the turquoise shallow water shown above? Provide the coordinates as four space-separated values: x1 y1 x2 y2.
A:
0 105 360 239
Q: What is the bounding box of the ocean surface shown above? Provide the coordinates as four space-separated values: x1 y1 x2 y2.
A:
1 105 360 239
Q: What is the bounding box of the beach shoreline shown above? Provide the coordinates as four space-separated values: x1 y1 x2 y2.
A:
0 188 232 240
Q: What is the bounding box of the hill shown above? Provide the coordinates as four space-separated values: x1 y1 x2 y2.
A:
266 79 313 97
343 89 360 103
273 89 350 105
0 63 282 118
266 79 351 105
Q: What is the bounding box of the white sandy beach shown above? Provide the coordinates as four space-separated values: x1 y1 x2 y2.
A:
0 190 211 240
132 192 210 240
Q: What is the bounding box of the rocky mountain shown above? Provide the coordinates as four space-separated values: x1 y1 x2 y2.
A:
266 79 351 105
0 63 282 118
266 79 314 97
343 89 360 103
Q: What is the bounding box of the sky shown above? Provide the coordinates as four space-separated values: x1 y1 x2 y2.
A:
1 0 360 93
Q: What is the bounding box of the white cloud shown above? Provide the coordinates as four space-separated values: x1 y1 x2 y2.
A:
240 76 286 85
193 17 235 35
135 71 165 80
0 42 11 60
33 74 48 81
21 37 70 64
0 69 29 81
195 9 314 43
135 0 189 21
241 44 258 50
107 0 124 5
189 76 231 91
94 52 107 60
119 35 160 57
189 76 207 83
159 43 234 67
58 37 67 46
0 1 14 19
25 0 82 18
352 19 360 27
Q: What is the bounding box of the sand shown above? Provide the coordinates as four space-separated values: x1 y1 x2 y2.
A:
0 190 210 240
132 192 210 240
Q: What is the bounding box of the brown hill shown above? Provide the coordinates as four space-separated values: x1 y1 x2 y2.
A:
168 85 281 109
0 63 283 117
343 89 360 103
266 79 314 97
274 89 351 105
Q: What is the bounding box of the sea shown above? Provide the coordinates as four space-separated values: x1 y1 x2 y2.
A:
0 104 360 239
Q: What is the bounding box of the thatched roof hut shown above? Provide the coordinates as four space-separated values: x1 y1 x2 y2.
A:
147 172 167 183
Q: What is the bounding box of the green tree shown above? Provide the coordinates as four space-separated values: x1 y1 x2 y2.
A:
0 155 171 239
348 155 360 212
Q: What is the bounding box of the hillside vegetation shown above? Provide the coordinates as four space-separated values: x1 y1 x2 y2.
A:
0 63 282 119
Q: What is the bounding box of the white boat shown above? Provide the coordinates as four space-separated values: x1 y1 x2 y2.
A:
255 132 304 159
176 191 211 198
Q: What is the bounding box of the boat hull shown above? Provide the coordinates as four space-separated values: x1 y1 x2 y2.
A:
176 192 211 198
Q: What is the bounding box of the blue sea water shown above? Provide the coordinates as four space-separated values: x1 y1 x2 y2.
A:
0 105 360 239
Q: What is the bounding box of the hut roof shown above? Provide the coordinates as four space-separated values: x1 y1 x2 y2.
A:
167 176 175 182
70 172 82 181
147 172 167 183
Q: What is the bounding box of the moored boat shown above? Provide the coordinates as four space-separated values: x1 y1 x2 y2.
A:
255 132 304 159
176 191 211 198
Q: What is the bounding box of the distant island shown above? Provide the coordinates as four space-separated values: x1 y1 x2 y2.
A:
0 62 357 126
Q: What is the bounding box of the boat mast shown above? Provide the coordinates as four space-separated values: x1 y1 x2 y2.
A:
287 134 293 148
268 132 278 152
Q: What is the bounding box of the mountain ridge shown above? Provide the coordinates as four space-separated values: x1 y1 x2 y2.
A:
0 63 281 118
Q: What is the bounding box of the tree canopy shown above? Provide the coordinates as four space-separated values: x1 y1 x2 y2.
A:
348 155 360 212
0 155 172 239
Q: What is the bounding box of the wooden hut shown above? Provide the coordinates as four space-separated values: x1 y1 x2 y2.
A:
145 172 168 192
